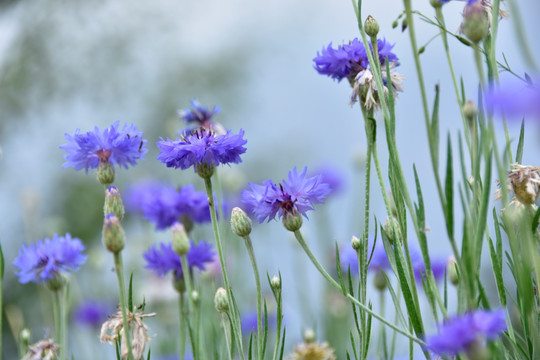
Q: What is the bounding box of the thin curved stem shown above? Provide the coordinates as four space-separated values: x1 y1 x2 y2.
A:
242 235 263 360
180 255 198 357
113 252 134 360
178 293 186 360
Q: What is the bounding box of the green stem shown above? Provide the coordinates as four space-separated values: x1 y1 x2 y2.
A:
292 230 424 345
180 255 198 358
179 293 186 360
222 315 233 360
473 45 486 87
203 176 245 359
52 290 63 360
506 0 538 71
242 235 263 360
113 252 134 360
271 286 282 360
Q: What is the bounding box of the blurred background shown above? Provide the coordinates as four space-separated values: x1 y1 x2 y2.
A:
1 0 539 358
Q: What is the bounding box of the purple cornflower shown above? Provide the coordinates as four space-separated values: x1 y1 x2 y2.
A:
484 78 540 120
310 165 345 196
178 99 221 129
73 300 110 327
157 128 247 173
242 167 331 223
60 121 148 172
313 38 399 82
426 309 507 356
241 311 276 334
13 233 87 284
143 241 215 278
126 181 210 230
410 248 446 284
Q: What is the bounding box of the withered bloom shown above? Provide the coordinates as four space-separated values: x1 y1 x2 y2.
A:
496 164 540 205
22 339 60 360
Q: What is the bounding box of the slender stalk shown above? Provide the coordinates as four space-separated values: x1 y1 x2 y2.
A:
292 230 424 345
52 290 63 360
178 293 186 360
180 255 198 358
473 45 486 87
113 252 134 360
241 235 263 360
0 242 3 360
203 176 245 359
222 315 233 360
506 0 538 71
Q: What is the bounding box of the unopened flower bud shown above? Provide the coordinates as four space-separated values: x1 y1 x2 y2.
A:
430 0 443 8
191 290 200 304
179 214 194 234
173 276 186 293
462 1 489 43
283 210 303 232
392 20 399 29
448 256 459 286
46 274 66 292
104 186 125 220
401 18 408 32
303 328 316 344
171 223 190 256
364 15 379 37
463 100 478 120
97 161 115 185
214 287 229 313
231 207 252 237
351 236 361 251
20 328 31 346
102 214 125 253
196 162 215 180
418 46 425 55
383 218 402 246
373 271 387 291
271 275 281 291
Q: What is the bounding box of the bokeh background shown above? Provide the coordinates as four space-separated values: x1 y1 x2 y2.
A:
1 0 539 358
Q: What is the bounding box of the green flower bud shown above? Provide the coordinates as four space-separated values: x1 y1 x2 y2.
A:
196 162 215 180
97 161 115 185
270 275 281 291
19 328 31 347
448 256 459 286
430 0 443 8
463 100 478 121
171 223 190 256
351 236 361 251
383 218 402 246
303 328 316 344
401 18 408 32
283 210 303 232
46 274 66 292
173 276 186 293
231 207 252 237
104 186 125 220
102 214 125 253
462 1 489 43
418 46 426 55
373 271 387 291
214 287 229 313
392 20 399 29
364 15 379 37
179 214 194 234
191 290 200 304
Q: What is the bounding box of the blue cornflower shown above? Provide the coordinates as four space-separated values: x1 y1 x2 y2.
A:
157 128 247 174
178 99 221 128
126 181 211 230
60 121 148 172
310 165 345 196
340 239 390 276
484 78 540 120
143 241 215 278
241 311 276 334
313 38 399 82
74 300 110 327
426 309 506 356
242 167 331 223
13 233 87 284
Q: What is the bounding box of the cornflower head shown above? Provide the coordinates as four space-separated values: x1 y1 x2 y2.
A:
13 233 86 287
60 121 148 185
313 37 403 109
157 127 247 179
495 163 540 206
241 167 331 231
126 181 210 231
178 99 224 133
484 78 540 120
426 309 507 357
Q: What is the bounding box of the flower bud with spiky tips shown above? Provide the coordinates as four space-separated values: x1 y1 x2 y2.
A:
171 222 190 256
351 235 361 251
214 287 229 313
102 214 125 254
462 0 489 43
231 207 252 237
271 275 281 291
448 256 459 286
104 186 125 220
97 161 115 185
364 15 380 37
283 209 303 232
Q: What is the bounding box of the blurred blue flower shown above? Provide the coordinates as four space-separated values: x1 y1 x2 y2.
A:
340 239 390 276
143 240 215 278
313 38 399 82
73 300 110 327
426 309 506 356
157 128 247 171
13 233 87 284
484 78 540 120
242 167 331 223
241 311 276 334
126 181 210 230
60 121 147 172
310 165 345 196
178 99 221 128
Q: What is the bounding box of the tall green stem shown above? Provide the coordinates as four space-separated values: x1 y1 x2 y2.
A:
113 252 134 360
180 255 198 358
242 235 263 360
203 176 245 359
292 230 424 345
178 293 186 360
52 290 63 360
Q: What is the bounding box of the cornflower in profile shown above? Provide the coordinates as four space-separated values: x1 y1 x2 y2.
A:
60 121 148 184
13 233 86 285
426 309 507 357
157 127 247 179
242 166 331 231
178 98 224 133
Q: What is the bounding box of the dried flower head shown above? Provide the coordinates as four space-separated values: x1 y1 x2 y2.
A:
287 341 337 360
496 164 540 205
350 68 404 109
22 339 60 360
100 307 156 360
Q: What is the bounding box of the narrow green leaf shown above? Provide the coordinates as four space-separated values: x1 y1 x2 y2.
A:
487 234 506 306
349 331 359 360
146 347 151 360
248 333 253 360
531 206 540 233
430 84 440 170
444 134 454 238
335 242 347 295
515 120 525 164
128 272 134 311
279 328 286 360
115 339 121 360
0 242 4 279
262 300 268 359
